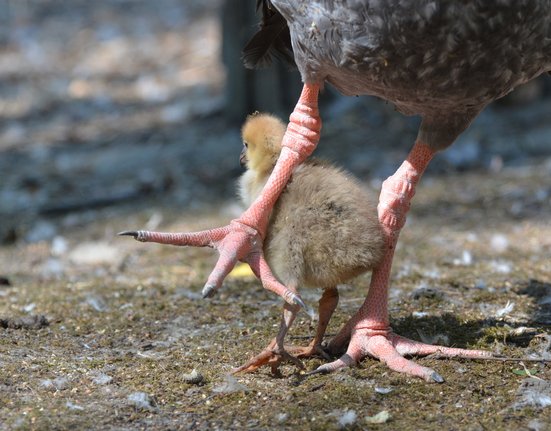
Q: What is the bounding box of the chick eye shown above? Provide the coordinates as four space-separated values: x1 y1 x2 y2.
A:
243 141 248 148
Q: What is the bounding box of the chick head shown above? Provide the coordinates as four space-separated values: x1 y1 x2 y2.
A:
240 112 286 176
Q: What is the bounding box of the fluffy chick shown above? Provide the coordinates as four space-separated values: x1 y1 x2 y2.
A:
235 113 384 374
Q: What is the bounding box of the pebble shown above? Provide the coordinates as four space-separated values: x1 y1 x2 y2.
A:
128 392 157 411
66 401 84 411
514 378 551 409
411 284 443 301
92 372 113 385
365 410 392 424
182 369 204 385
374 387 394 395
41 376 69 391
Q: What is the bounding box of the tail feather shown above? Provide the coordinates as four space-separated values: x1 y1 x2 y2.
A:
242 0 295 69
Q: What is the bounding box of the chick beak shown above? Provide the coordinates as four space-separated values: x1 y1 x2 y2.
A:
239 147 247 168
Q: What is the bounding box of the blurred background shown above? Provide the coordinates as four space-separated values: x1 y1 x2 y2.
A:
0 0 550 246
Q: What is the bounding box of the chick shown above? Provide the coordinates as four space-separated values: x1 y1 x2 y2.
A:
234 113 385 374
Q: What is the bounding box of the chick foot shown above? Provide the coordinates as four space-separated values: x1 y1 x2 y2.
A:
288 341 332 361
232 339 305 375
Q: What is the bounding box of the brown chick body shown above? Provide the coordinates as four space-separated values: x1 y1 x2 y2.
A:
235 113 384 374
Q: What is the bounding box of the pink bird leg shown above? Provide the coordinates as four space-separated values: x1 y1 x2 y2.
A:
122 83 494 381
311 141 493 382
119 84 322 311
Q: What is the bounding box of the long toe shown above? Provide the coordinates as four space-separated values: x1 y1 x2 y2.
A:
232 349 275 374
288 344 332 361
232 347 305 375
390 333 494 359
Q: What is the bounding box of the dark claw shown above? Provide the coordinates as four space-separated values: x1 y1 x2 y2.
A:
118 231 138 238
304 365 330 376
290 294 315 320
202 284 216 298
431 371 445 383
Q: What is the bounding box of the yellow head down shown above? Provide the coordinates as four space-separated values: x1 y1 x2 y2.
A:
240 112 286 176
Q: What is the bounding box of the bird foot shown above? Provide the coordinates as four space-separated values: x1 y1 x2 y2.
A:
118 220 308 311
288 342 332 361
232 345 305 376
313 328 494 382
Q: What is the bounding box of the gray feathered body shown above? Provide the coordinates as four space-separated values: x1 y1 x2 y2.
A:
269 0 551 148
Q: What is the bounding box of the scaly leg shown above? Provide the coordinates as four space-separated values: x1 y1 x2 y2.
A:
233 300 303 375
313 141 493 382
233 287 339 374
290 287 338 359
120 83 322 310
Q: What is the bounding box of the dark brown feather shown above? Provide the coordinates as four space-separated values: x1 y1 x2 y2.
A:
242 0 295 69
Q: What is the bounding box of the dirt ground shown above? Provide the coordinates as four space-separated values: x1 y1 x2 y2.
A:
1 1 551 430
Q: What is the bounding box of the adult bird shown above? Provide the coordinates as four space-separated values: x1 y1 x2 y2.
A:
122 1 551 382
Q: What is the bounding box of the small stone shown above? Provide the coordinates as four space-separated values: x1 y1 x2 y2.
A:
411 285 443 301
374 387 394 395
182 369 204 385
365 410 391 424
514 378 551 409
128 392 157 411
66 401 84 411
92 373 113 385
0 315 49 330
41 376 69 391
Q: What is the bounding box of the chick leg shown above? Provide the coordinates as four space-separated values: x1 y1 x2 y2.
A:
119 83 321 309
234 287 339 373
289 287 338 359
233 300 304 375
314 141 493 382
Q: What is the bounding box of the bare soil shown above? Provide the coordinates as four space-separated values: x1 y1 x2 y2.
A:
1 1 550 430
